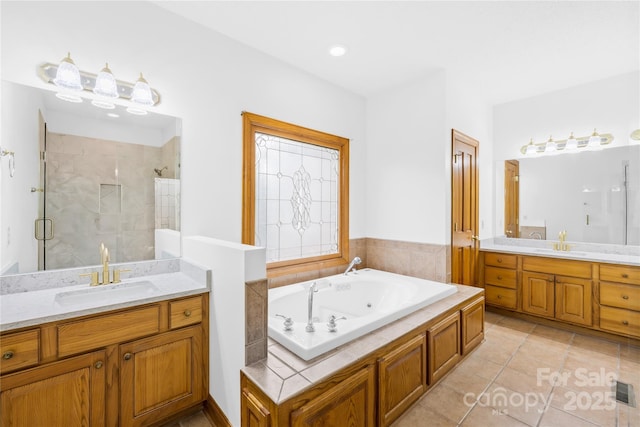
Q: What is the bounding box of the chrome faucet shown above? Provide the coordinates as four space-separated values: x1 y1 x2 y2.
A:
306 282 318 332
343 256 362 275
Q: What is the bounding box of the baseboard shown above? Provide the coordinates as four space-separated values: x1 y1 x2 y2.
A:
203 394 232 427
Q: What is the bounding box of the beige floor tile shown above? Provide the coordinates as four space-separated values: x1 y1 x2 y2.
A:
564 350 619 375
620 344 640 363
496 316 537 333
485 310 505 325
571 335 620 357
391 404 457 427
454 354 504 381
494 366 553 397
529 324 574 344
420 383 474 424
513 340 567 367
477 383 547 426
470 341 518 365
507 351 563 378
485 323 530 344
461 403 530 427
619 403 640 427
539 406 600 427
549 385 617 426
441 368 493 398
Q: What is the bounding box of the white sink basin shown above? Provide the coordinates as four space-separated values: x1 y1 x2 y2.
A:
533 248 587 256
54 281 159 306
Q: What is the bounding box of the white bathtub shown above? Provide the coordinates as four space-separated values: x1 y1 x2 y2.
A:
268 268 457 360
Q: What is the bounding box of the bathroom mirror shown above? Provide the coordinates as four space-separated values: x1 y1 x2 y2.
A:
500 144 640 246
1 81 181 275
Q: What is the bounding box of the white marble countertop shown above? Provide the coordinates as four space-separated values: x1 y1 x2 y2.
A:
481 239 640 266
0 259 211 332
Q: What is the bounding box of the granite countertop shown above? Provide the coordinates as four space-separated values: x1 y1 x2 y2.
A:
481 238 640 266
0 258 211 332
242 284 483 404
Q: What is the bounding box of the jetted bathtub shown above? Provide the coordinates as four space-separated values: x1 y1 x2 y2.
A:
268 268 457 360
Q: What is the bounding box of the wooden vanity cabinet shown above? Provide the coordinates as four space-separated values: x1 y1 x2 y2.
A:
599 264 640 338
0 350 106 427
0 293 208 427
461 297 485 355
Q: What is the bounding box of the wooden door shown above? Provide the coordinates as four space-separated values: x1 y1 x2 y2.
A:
451 130 479 285
291 365 375 427
522 271 555 318
120 326 204 427
378 334 427 426
0 350 106 427
504 160 519 238
556 276 592 326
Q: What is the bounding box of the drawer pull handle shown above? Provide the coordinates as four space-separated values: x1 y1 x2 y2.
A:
95 361 103 369
497 259 503 263
622 320 629 326
497 275 503 280
622 274 629 278
184 309 192 317
622 295 629 300
123 353 132 361
497 295 502 299
2 351 14 360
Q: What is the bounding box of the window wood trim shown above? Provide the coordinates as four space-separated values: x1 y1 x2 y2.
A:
242 112 350 278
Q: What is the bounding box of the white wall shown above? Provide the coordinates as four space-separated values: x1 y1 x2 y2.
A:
493 71 640 235
0 1 367 245
365 71 448 244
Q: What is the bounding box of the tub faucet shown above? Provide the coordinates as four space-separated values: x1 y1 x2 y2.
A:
528 231 543 240
344 256 362 275
306 282 318 332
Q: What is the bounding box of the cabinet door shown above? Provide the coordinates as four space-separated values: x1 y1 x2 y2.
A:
522 271 555 318
1 350 106 427
120 325 204 427
291 365 375 427
556 276 592 326
378 334 427 427
461 297 485 355
242 389 271 427
428 312 461 385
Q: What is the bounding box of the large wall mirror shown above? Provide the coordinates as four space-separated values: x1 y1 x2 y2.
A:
1 81 181 275
502 144 639 246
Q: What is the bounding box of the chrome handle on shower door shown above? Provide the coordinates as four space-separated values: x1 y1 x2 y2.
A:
34 218 54 241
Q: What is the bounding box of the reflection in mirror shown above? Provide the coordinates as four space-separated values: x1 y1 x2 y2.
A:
504 145 640 245
1 81 181 275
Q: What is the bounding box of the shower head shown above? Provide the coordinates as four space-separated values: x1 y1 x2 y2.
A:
154 166 168 177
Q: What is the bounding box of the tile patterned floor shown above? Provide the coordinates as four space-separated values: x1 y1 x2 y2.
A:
172 311 640 427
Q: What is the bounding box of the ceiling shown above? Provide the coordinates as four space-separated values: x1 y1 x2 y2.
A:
155 1 639 105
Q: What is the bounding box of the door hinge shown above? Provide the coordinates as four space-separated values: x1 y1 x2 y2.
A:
514 175 519 182
41 151 46 161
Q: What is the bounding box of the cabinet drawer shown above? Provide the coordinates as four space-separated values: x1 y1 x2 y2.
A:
600 265 640 286
485 266 517 289
0 330 40 374
484 252 517 269
600 306 640 338
484 285 517 309
58 305 160 357
522 256 591 279
169 296 203 329
600 282 640 311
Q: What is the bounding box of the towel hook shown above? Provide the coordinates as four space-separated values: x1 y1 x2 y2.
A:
1 147 15 178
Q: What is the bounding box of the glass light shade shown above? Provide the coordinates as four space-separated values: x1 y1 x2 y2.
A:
525 138 538 155
588 129 601 148
53 53 83 91
544 137 556 153
565 132 578 150
93 63 119 98
131 73 154 106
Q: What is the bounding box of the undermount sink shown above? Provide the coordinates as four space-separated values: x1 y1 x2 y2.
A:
533 248 588 256
54 280 159 306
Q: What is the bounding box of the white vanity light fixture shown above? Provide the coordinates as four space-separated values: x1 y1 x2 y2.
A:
520 130 613 156
39 55 161 112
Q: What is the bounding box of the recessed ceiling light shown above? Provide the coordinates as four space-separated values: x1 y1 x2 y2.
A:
329 45 347 57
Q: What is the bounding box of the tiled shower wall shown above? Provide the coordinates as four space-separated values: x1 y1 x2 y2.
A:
45 132 176 269
268 238 450 288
